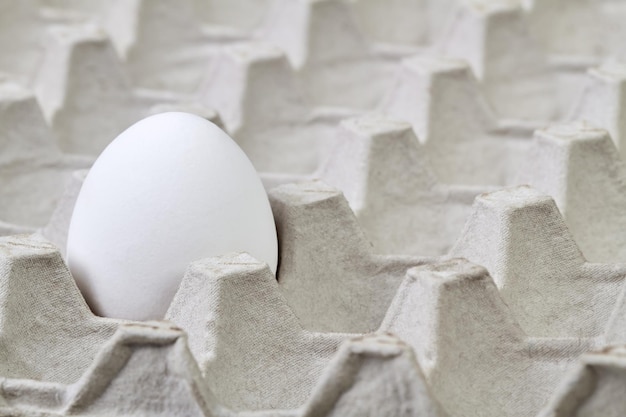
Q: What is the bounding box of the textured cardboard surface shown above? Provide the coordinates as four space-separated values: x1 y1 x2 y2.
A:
0 233 446 417
31 178 626 417
2 0 626 416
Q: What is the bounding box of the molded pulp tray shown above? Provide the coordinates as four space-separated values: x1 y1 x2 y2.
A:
2 1 626 416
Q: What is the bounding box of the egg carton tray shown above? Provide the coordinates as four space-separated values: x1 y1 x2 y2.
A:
2 0 626 416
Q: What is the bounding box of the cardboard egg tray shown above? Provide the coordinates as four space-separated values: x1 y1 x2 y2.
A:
2 0 626 416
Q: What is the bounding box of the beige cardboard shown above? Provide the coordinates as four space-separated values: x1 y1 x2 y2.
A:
0 0 626 415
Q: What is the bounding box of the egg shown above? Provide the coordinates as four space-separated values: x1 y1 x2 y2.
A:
66 112 278 321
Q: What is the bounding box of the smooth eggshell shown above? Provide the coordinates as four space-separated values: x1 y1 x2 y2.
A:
66 112 278 321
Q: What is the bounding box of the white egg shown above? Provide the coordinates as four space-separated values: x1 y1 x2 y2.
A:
66 112 278 321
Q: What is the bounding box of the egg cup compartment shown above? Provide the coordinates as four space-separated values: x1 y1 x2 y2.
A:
0 80 92 236
317 114 492 256
33 21 213 156
198 41 348 176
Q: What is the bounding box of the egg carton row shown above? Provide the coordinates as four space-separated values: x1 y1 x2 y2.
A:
44 170 626 339
1 176 625 417
6 0 626 106
23 0 626 61
2 0 626 235
50 116 626 323
8 94 626 268
352 0 626 65
2 0 625 159
69 117 626 264
2 45 626 242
